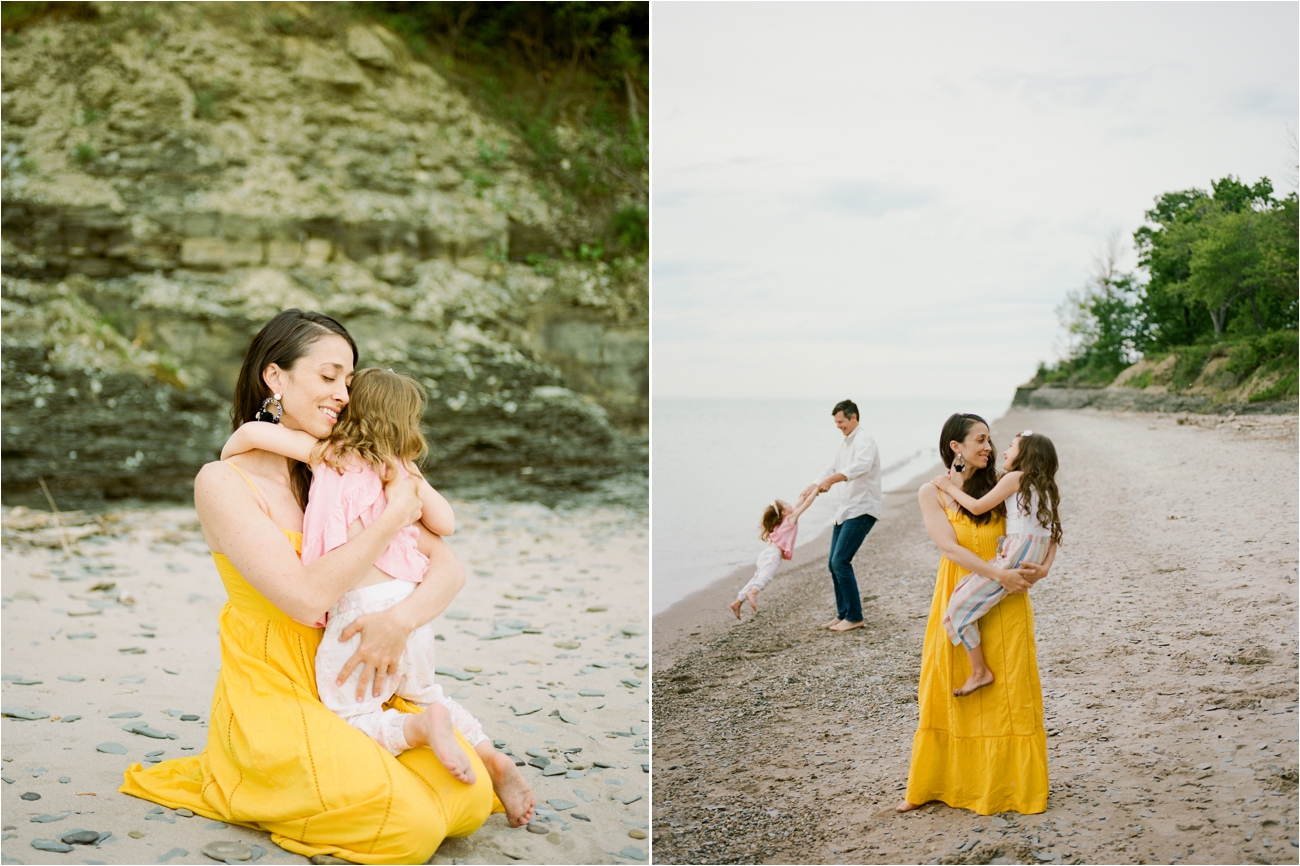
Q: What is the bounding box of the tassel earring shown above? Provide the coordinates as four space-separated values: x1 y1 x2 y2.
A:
255 393 283 424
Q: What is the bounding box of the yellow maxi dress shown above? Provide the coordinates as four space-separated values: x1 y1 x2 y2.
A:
121 528 498 864
904 497 1049 815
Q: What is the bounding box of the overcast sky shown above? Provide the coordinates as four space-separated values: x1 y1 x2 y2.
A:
651 2 1299 402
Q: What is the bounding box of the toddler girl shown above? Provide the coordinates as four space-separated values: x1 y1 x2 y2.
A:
729 489 819 619
933 430 1062 697
221 367 534 826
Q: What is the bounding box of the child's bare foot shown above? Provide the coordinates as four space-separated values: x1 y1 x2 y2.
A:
729 598 744 619
953 669 994 697
895 799 921 812
406 704 477 784
478 746 536 827
820 617 842 629
829 619 863 632
746 590 759 612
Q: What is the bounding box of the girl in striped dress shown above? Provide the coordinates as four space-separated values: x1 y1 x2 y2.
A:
933 430 1062 697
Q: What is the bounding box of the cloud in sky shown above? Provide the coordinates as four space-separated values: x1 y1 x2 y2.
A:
651 1 1299 403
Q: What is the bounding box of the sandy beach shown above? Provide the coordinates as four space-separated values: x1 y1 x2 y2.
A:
1 498 648 865
652 407 1298 865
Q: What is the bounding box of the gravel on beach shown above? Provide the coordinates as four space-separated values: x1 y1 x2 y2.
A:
2 497 648 865
653 408 1298 865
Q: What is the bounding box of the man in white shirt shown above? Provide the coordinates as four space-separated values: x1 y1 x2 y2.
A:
800 399 881 632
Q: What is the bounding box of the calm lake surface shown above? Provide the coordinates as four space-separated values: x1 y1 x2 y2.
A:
652 397 1011 613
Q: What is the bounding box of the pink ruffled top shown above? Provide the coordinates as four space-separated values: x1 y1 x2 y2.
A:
768 516 798 560
300 458 429 625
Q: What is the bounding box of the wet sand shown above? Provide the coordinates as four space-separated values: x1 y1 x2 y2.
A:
2 498 648 865
652 407 1298 865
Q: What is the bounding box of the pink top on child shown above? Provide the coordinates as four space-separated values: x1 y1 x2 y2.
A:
768 516 798 560
299 458 429 625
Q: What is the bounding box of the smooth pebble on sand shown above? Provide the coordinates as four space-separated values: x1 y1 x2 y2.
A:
201 840 252 861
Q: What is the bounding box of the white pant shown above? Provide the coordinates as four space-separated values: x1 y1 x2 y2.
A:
316 579 488 756
738 545 783 599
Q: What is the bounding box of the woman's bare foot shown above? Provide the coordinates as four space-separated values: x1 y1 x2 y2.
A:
820 618 842 629
953 669 995 697
729 598 744 619
478 746 536 827
829 620 864 632
746 590 759 612
405 704 476 784
895 799 922 812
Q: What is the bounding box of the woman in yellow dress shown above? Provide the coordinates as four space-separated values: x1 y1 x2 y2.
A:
897 413 1055 816
121 310 497 863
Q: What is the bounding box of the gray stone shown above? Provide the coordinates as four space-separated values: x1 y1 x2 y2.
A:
144 807 175 824
547 799 577 811
122 721 170 739
20 791 40 800
593 760 614 768
2 706 49 720
528 756 550 769
157 849 190 863
526 821 551 835
1 776 13 784
58 776 70 783
96 742 128 755
109 711 143 719
512 703 542 716
176 809 194 818
577 689 605 697
181 714 200 722
566 770 584 779
618 847 647 860
31 812 71 823
620 625 646 637
61 715 82 723
571 812 591 822
201 840 252 861
60 829 101 845
542 764 568 776
557 711 580 725
31 838 74 853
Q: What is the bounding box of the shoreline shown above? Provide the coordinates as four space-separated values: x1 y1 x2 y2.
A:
652 472 935 672
651 407 1299 865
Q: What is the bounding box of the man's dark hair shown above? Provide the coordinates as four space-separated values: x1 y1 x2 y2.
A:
831 399 859 420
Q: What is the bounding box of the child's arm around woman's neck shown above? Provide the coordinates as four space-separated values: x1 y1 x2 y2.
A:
938 470 1022 516
221 421 322 465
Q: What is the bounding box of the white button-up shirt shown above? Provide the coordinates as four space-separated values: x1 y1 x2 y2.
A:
816 426 882 525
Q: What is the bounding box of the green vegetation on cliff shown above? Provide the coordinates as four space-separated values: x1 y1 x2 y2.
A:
1040 175 1298 404
0 1 647 505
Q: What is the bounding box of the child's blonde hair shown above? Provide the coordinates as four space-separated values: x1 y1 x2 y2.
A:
312 368 427 475
759 501 786 541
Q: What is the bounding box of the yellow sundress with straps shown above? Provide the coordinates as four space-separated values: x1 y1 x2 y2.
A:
903 488 1048 815
120 462 496 863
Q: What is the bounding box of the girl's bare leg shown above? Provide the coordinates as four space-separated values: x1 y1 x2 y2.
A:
746 589 759 612
402 704 476 784
954 643 995 696
729 597 744 619
474 742 536 827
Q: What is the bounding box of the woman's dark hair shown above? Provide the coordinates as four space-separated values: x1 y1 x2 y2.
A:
1009 432 1063 545
938 413 1004 526
759 501 786 541
231 310 358 509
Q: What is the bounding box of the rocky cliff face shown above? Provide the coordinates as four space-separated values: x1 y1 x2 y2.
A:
1 3 647 505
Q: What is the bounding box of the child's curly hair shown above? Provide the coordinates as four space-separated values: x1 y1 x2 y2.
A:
312 368 427 475
759 501 786 541
1010 432 1063 545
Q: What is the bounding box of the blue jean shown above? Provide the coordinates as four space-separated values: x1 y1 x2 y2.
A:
828 513 877 622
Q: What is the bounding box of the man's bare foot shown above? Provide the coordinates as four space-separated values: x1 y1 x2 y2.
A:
746 590 759 612
820 618 842 629
406 704 476 784
729 598 743 619
895 799 922 813
479 747 535 827
829 620 864 632
953 669 995 697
